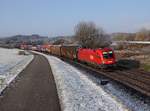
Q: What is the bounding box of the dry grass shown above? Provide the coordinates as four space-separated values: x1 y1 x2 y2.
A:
115 46 150 72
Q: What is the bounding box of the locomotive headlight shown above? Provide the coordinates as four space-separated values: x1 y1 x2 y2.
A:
102 60 105 64
103 52 107 54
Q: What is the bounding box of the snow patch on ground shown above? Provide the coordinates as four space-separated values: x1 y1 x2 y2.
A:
33 51 128 111
70 62 150 111
0 48 33 93
104 82 150 111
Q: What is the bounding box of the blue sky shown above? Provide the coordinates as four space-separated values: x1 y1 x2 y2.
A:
0 0 150 37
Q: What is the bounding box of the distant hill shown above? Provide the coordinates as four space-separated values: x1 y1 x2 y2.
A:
0 34 76 48
0 34 49 48
0 34 49 43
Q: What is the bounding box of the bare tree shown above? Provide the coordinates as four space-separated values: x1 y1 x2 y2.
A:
74 21 111 48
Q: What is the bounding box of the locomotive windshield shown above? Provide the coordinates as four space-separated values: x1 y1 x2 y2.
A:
103 51 113 59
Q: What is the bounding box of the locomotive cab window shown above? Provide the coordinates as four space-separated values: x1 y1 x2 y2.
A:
103 51 113 59
108 51 113 58
103 52 109 59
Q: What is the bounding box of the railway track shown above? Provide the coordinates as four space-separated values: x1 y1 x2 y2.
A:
61 58 150 97
41 51 150 97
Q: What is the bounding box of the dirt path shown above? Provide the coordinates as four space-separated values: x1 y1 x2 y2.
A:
0 53 61 111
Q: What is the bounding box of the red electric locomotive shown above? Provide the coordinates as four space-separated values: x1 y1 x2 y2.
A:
77 48 116 68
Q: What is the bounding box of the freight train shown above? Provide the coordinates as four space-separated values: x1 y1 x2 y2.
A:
21 44 116 68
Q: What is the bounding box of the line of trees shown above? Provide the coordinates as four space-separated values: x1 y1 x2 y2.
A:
54 21 150 48
113 28 150 41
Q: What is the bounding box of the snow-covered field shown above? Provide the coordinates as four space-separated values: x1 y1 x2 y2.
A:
0 48 33 93
34 51 128 111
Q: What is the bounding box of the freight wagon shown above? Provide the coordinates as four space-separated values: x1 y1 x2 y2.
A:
24 44 116 68
50 45 61 56
61 45 79 60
